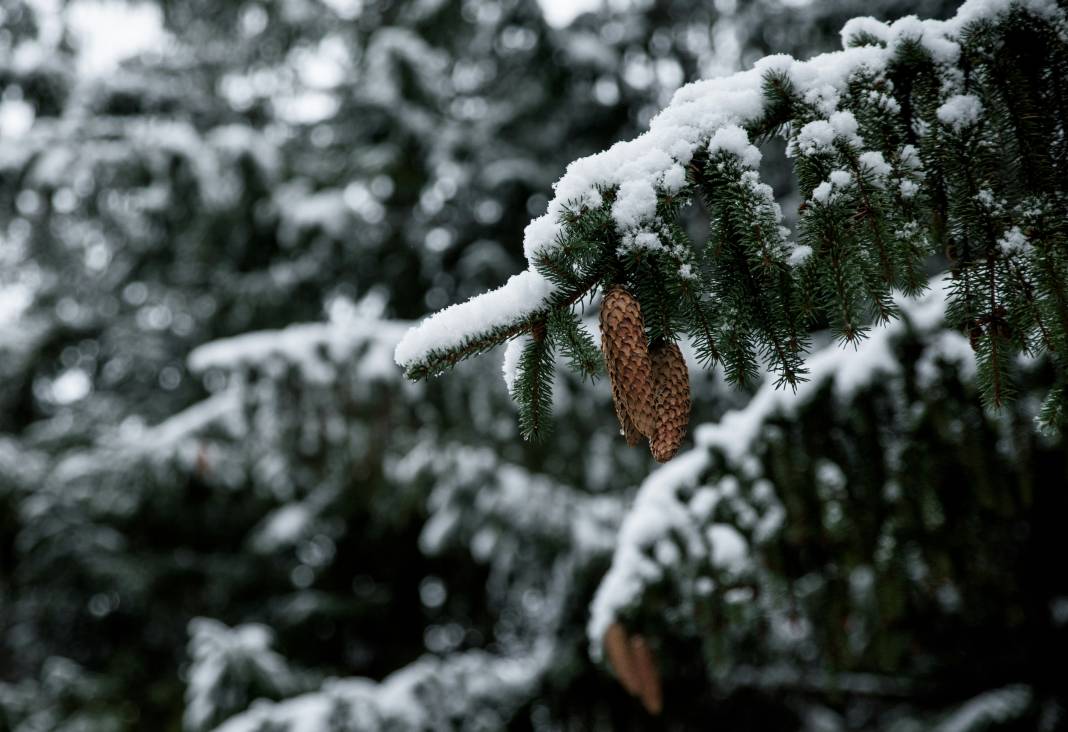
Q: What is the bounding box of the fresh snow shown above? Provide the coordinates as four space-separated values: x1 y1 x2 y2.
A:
619 230 666 255
900 179 920 198
501 335 529 392
936 94 984 131
796 120 838 155
185 619 293 732
812 168 857 204
829 170 852 187
916 331 977 389
611 178 659 230
934 685 1032 732
829 110 861 143
586 448 710 653
997 225 1032 256
811 180 835 204
788 244 813 267
394 270 555 372
708 125 762 168
708 523 749 571
859 150 892 178
251 503 313 551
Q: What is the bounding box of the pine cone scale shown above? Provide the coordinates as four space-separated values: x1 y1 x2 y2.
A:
606 352 643 446
650 340 690 463
600 286 657 438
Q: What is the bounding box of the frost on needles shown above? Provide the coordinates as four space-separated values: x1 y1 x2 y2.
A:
396 0 1068 438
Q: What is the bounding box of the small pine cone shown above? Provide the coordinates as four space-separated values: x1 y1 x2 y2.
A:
600 286 657 438
629 635 663 715
649 340 690 463
603 622 640 695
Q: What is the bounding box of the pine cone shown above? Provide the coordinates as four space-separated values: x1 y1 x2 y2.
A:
629 635 663 715
649 340 690 463
608 366 644 447
603 622 640 695
600 286 657 438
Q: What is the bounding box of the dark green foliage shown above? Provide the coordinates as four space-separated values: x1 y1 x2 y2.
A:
660 219 722 369
701 151 807 387
512 326 556 442
548 309 601 381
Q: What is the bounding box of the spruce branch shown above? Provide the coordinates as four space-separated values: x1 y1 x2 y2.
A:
395 0 1068 435
514 322 556 441
549 309 602 381
401 268 605 381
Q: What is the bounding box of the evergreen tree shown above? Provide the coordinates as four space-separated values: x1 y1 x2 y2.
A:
1 0 1065 730
0 0 746 726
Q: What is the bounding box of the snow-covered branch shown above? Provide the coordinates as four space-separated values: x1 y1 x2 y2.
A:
395 0 1068 432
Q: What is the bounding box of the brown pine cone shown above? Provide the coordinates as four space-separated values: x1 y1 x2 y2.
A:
600 286 657 438
603 624 663 715
629 635 663 715
607 363 643 447
649 340 690 463
603 622 641 695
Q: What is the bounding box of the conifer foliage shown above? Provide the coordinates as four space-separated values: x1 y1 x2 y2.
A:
396 0 1068 438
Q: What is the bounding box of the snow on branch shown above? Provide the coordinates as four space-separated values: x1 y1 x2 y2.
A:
934 684 1032 732
186 616 554 732
185 618 305 732
47 389 242 489
587 273 1053 679
202 550 582 732
190 296 408 384
39 303 410 495
393 270 558 380
211 642 553 732
391 442 622 561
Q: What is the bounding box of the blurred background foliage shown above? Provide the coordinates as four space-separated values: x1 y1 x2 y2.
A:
1 0 1063 730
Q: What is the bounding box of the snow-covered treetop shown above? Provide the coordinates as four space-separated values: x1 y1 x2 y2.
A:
395 0 1068 436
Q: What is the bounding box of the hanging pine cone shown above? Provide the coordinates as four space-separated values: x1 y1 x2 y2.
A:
649 340 690 463
603 622 640 695
608 365 644 447
629 635 663 715
600 286 657 438
602 623 663 715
